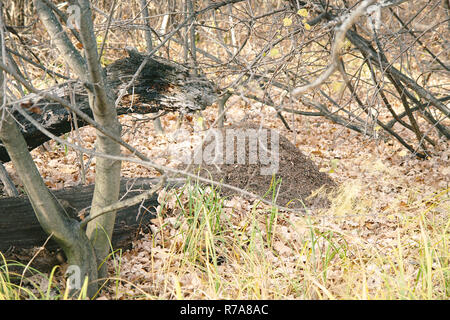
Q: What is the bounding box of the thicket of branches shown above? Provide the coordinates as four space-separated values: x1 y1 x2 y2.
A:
4 0 450 156
1 0 448 297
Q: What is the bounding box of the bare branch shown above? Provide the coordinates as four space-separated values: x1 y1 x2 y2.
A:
292 0 376 97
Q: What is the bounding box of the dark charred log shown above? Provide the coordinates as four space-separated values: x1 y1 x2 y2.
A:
0 178 168 254
0 49 217 162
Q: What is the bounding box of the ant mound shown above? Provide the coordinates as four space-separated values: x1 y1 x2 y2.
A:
180 123 337 210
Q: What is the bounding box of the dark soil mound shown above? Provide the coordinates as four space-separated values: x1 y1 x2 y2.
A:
180 123 336 209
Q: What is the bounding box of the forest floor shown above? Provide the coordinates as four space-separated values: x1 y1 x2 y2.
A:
3 95 449 299
1 0 448 301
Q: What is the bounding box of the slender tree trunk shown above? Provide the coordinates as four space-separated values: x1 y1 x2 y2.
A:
140 0 164 134
76 0 122 280
32 0 123 289
0 6 98 295
0 113 98 297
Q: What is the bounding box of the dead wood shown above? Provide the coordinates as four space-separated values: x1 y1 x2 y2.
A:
0 50 217 162
0 178 170 262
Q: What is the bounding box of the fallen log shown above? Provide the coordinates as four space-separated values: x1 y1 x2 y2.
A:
0 48 217 162
0 177 174 269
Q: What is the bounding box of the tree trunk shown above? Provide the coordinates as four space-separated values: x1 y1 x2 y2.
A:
74 0 123 282
0 72 99 298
